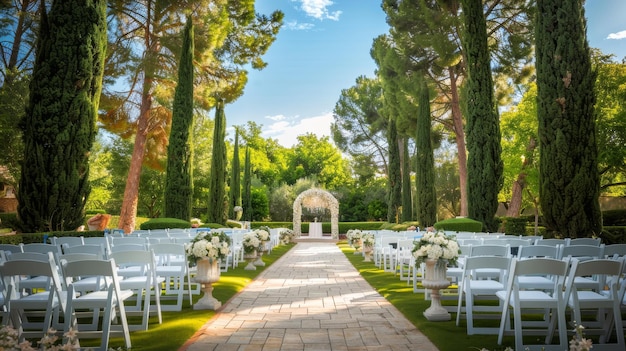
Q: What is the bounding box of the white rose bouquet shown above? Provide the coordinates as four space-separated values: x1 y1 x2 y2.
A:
346 229 362 247
255 228 270 242
412 230 460 266
361 232 375 248
242 231 261 254
186 230 231 265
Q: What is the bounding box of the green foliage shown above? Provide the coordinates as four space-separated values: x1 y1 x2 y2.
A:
242 146 252 222
164 18 194 221
18 0 107 232
0 213 18 230
229 130 241 219
139 217 191 230
401 138 412 222
250 187 269 221
602 210 626 226
501 216 529 235
386 118 402 223
0 71 28 186
207 101 227 224
536 0 602 237
433 217 484 232
415 79 437 227
461 0 503 232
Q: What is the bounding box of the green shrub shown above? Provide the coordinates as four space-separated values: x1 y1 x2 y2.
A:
139 217 191 230
600 226 626 244
433 217 483 232
85 209 106 215
0 230 105 245
602 210 626 226
501 217 529 235
0 213 19 230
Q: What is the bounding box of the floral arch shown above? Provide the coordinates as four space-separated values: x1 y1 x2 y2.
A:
293 188 339 239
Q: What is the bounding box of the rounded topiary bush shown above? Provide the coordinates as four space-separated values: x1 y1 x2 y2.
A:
139 217 191 230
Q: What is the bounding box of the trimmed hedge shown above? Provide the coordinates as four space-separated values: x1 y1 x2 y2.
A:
139 217 191 230
434 217 483 232
0 230 105 245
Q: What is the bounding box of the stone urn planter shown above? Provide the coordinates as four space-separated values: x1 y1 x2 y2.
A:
193 259 222 310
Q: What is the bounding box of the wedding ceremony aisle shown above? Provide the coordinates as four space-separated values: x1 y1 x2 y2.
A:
180 241 438 351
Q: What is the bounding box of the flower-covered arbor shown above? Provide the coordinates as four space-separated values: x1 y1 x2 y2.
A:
292 188 339 239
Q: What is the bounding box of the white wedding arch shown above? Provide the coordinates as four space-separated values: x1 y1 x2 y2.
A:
293 188 339 239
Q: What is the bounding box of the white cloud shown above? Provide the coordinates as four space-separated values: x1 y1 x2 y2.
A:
285 21 315 31
607 30 626 40
292 0 342 21
262 112 333 148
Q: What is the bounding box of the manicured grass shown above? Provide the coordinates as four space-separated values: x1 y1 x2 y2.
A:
80 243 295 351
338 242 513 351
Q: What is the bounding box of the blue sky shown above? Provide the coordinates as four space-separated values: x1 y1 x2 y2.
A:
226 0 626 147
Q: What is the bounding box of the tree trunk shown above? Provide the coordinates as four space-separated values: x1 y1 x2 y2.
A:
118 92 152 233
506 137 536 217
448 66 468 217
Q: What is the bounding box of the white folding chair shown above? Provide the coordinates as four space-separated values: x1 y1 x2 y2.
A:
564 258 625 350
150 242 191 311
496 257 571 351
52 236 84 249
109 250 163 331
83 236 112 254
536 238 570 247
62 258 132 351
604 244 626 258
63 244 108 259
456 255 511 335
0 252 66 342
0 243 24 255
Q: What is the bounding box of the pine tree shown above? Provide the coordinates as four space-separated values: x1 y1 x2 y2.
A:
461 0 503 231
415 79 437 227
242 146 252 222
229 129 241 219
536 0 601 237
207 101 227 224
18 0 107 232
164 17 194 221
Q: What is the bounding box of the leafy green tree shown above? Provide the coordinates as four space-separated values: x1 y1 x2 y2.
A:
415 80 437 227
207 101 227 224
461 0 503 231
238 121 289 187
164 18 194 221
250 185 269 221
284 134 351 189
269 183 294 222
386 118 402 223
105 2 283 232
0 73 27 186
332 76 388 173
18 0 107 232
229 129 242 218
536 0 601 237
242 146 252 222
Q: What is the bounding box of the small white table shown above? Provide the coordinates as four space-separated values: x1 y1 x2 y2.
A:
309 223 323 238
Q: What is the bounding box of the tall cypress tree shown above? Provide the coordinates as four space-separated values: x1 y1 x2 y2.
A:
415 79 437 227
242 146 252 222
164 17 194 221
18 0 107 232
536 0 601 237
207 100 227 224
401 137 412 222
460 0 503 232
387 118 402 223
229 129 241 219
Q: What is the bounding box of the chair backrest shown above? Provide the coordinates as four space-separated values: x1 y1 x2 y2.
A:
110 236 147 247
0 244 24 254
604 244 626 258
52 236 84 247
470 244 510 257
517 244 560 259
564 258 622 298
110 243 147 253
149 243 187 267
568 237 601 246
508 257 570 292
535 238 569 247
61 258 125 300
6 251 50 262
63 244 107 259
109 249 157 275
560 244 604 261
22 243 60 255
462 255 511 281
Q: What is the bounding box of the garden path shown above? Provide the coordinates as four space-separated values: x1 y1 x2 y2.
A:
179 241 438 351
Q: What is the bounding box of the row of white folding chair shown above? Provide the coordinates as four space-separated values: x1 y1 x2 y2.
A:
535 237 602 247
496 257 624 351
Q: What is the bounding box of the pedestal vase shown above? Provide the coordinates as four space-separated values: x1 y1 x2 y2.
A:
363 246 373 262
244 250 257 270
254 241 269 267
422 258 451 321
193 259 221 310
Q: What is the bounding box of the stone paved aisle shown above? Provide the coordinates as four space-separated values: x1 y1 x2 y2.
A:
179 241 439 351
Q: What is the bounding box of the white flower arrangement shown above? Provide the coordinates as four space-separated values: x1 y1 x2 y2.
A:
242 231 261 254
233 206 243 213
185 230 231 265
346 229 362 247
412 230 460 266
279 229 294 244
255 228 270 242
0 326 82 351
361 232 375 247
